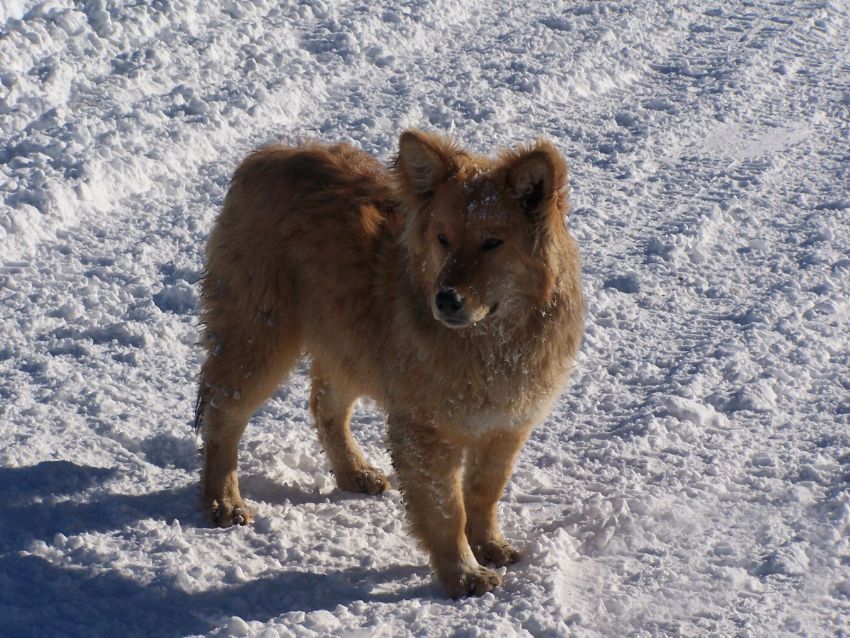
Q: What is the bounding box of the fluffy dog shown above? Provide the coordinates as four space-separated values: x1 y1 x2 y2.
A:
195 130 584 597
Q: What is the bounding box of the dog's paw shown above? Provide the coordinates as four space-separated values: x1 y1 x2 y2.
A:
337 466 391 495
442 564 504 598
471 539 520 567
355 467 391 494
209 500 254 527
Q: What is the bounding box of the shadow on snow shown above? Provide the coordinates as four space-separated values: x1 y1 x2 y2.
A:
0 461 433 638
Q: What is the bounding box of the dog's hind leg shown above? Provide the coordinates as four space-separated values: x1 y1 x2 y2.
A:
309 366 390 495
198 322 301 527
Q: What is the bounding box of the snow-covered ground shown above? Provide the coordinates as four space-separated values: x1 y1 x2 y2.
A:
2 1 849 636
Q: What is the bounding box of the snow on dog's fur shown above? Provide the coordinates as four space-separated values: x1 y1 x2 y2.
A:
196 130 584 597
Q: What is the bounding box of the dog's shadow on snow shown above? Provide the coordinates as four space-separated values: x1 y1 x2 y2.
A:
0 461 197 545
3 553 432 638
0 461 434 638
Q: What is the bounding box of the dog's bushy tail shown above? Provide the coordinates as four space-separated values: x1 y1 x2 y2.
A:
193 379 207 434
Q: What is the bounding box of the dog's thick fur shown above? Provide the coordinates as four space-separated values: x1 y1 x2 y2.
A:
196 130 584 597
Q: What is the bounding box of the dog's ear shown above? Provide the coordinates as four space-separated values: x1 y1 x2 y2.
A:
396 130 458 198
504 141 568 221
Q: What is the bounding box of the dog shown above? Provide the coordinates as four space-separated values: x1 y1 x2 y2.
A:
195 130 584 597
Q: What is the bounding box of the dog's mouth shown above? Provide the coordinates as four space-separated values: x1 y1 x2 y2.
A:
438 317 470 329
435 303 500 329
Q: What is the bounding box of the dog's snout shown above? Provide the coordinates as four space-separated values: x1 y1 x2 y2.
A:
435 288 465 315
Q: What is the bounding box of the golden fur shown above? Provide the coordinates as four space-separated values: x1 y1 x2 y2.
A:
196 130 584 597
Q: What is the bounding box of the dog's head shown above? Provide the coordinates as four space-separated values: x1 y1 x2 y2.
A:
395 130 571 330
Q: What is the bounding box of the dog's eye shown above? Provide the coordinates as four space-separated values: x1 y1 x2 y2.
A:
482 238 503 252
437 233 449 247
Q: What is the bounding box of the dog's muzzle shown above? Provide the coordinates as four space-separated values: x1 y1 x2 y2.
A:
434 287 469 327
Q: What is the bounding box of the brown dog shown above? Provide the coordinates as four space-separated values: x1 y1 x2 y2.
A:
195 130 584 597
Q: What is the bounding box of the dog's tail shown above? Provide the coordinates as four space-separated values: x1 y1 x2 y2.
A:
194 270 209 434
193 379 207 434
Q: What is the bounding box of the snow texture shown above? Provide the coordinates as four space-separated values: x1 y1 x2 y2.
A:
2 1 849 636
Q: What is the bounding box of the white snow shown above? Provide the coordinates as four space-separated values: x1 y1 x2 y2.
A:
2 1 849 636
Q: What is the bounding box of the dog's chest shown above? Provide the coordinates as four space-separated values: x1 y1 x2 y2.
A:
459 404 544 434
440 361 557 434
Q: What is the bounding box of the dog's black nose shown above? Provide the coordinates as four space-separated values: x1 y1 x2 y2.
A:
435 288 465 315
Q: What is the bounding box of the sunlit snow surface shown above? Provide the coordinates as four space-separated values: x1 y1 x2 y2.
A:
2 1 849 636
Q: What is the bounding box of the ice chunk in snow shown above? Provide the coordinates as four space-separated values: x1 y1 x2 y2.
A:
153 281 197 314
661 396 725 426
757 544 810 577
727 380 777 413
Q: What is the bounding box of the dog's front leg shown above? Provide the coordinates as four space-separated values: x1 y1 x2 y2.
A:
388 414 502 597
463 427 530 567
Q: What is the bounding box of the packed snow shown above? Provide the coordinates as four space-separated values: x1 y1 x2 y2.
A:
2 1 849 636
